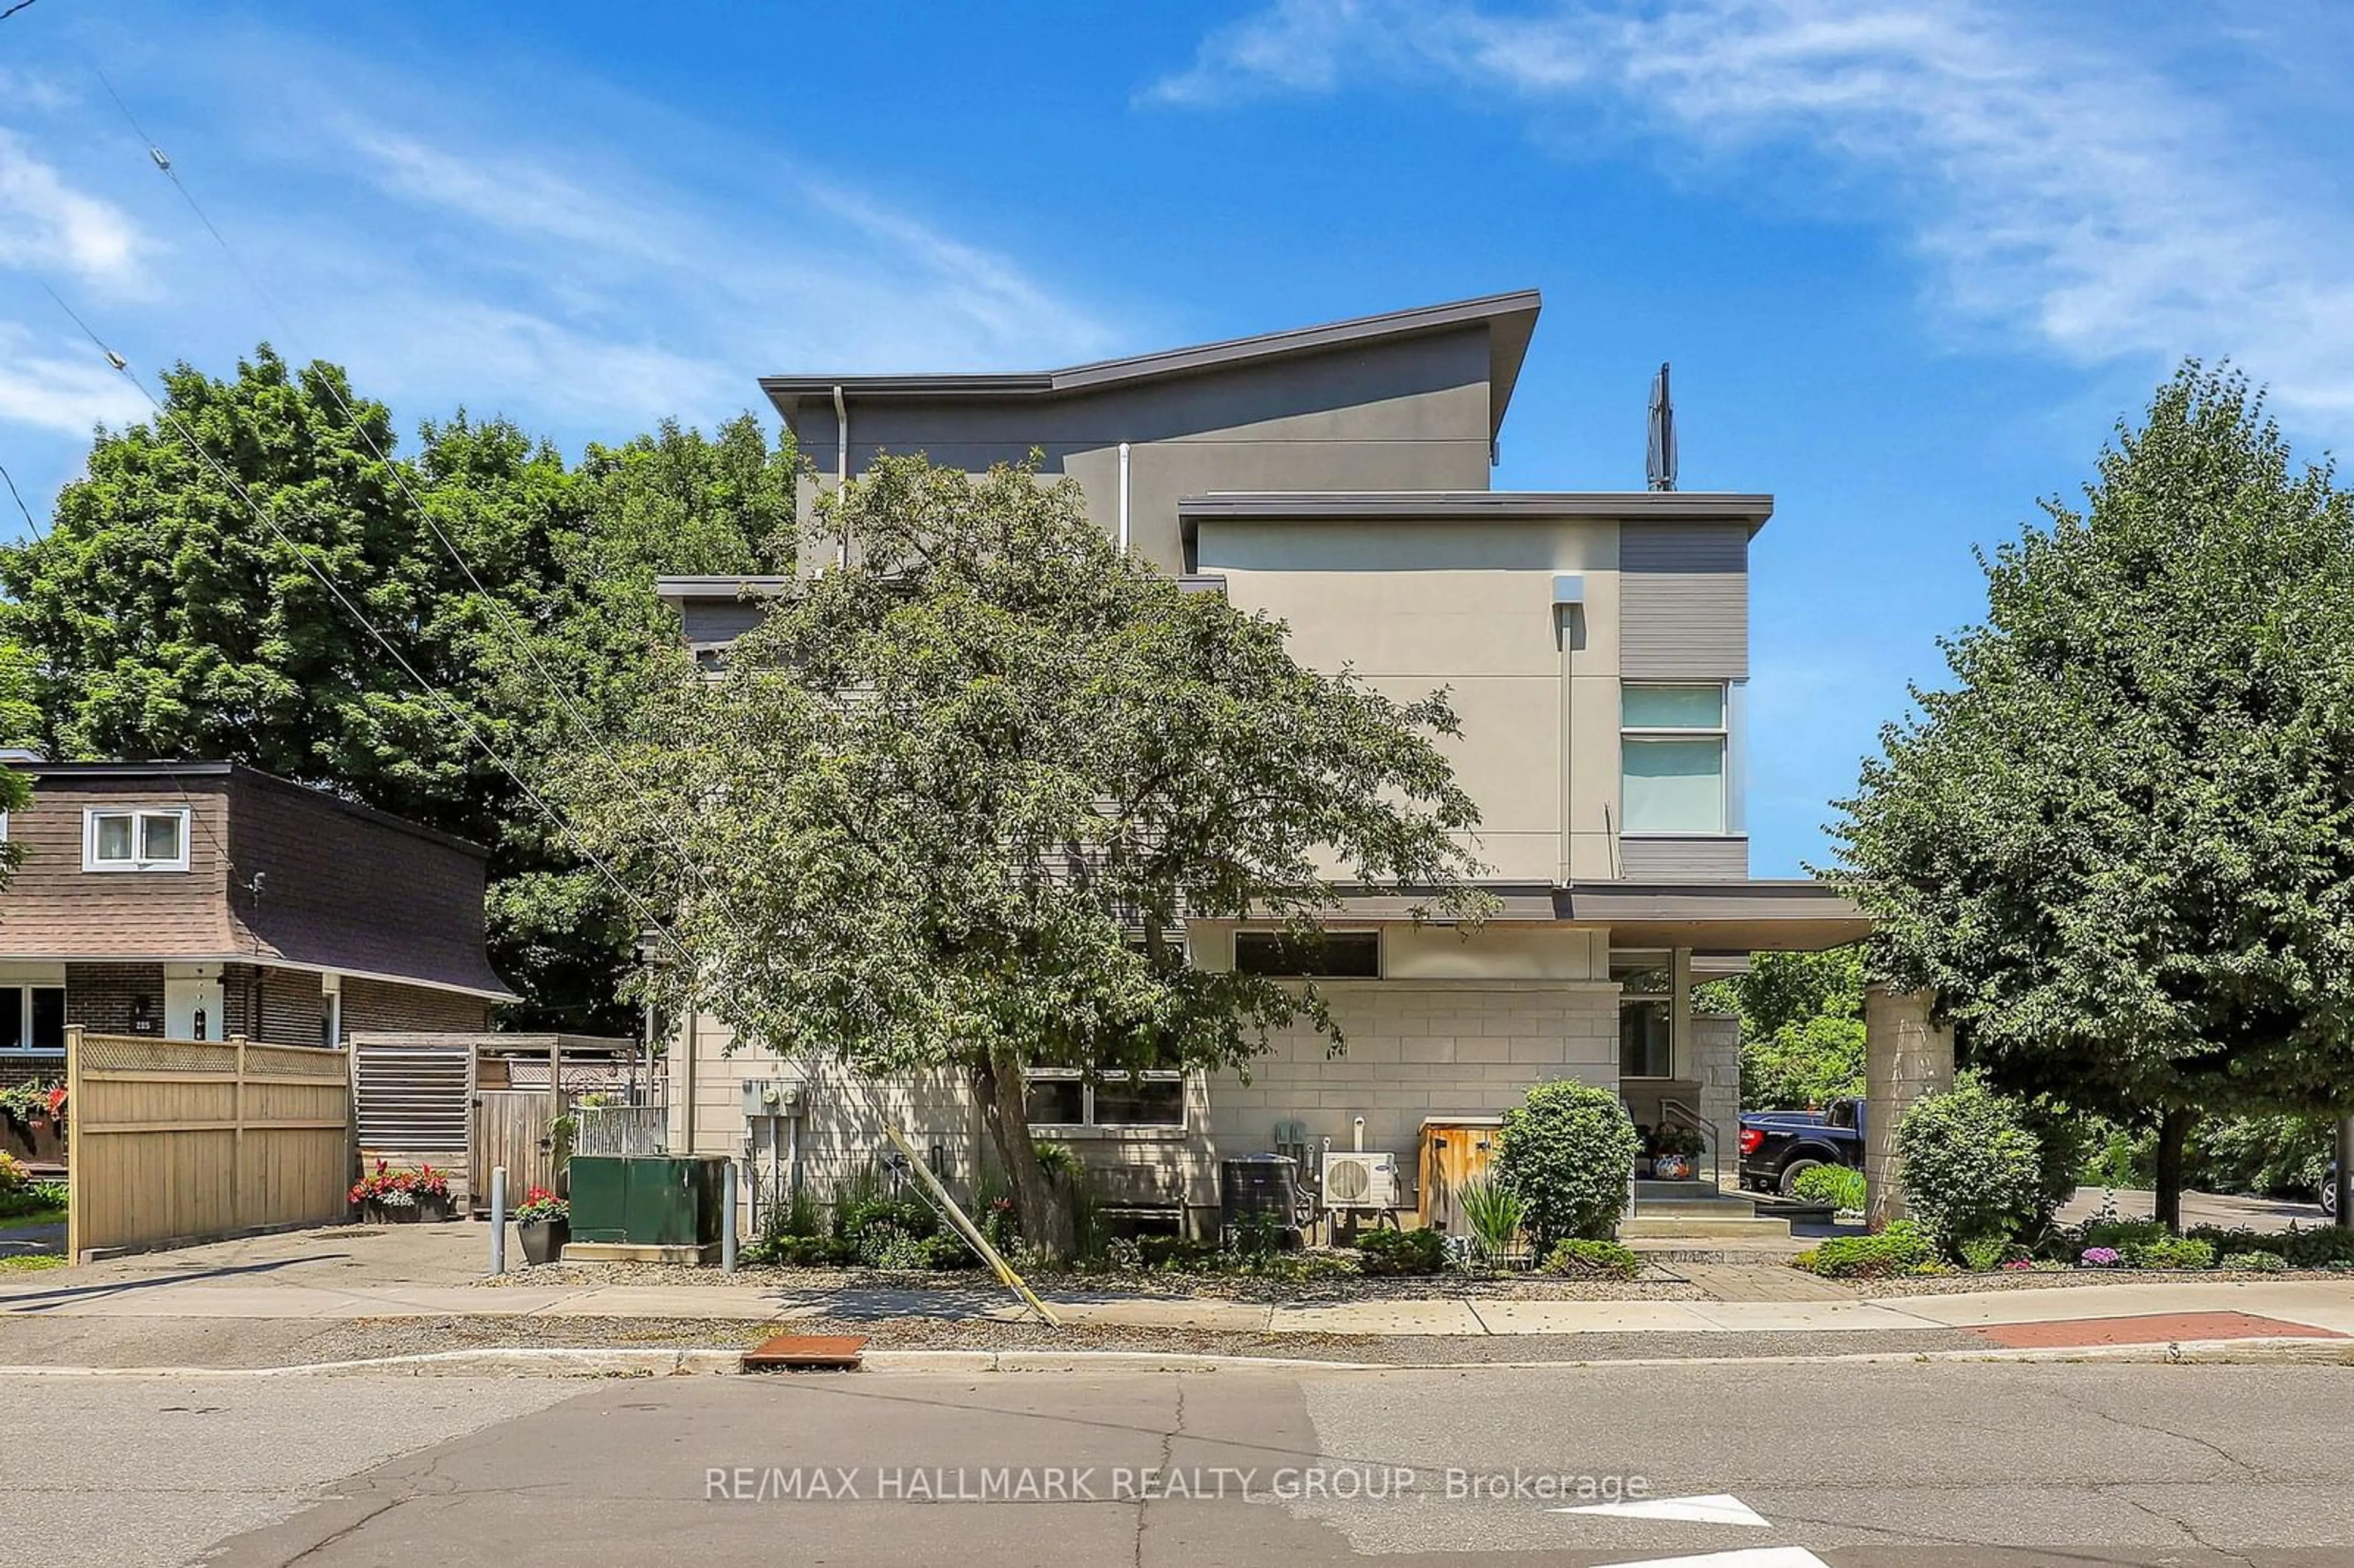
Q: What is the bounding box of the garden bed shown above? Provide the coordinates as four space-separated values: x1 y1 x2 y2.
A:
1835 1265 2353 1297
475 1255 1708 1303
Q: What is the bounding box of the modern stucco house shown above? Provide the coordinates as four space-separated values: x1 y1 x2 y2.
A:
0 761 515 1085
658 290 1875 1232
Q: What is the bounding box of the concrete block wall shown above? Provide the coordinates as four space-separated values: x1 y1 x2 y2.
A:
671 976 1623 1229
1691 1011 1741 1182
1202 980 1621 1213
1864 986 1956 1227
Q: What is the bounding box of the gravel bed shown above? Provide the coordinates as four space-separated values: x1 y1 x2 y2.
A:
476 1259 1707 1303
0 1312 1994 1368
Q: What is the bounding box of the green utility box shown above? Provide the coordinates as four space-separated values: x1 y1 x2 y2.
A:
567 1154 728 1251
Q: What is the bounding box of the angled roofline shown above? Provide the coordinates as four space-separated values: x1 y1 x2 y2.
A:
17 760 492 859
760 290 1544 438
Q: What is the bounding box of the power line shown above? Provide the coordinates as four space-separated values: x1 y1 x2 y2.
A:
34 278 700 975
0 463 41 541
88 70 742 955
0 0 45 22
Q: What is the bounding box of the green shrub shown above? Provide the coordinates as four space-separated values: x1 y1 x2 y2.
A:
2220 1250 2289 1273
2079 1216 2170 1252
1895 1075 2044 1256
1138 1234 1221 1271
1545 1239 1642 1279
2122 1236 2216 1271
1494 1079 1641 1247
2188 1224 2354 1269
1794 1219 1940 1278
1249 1250 1360 1284
1355 1227 1446 1276
747 1233 853 1268
1789 1163 1866 1212
1957 1235 2009 1272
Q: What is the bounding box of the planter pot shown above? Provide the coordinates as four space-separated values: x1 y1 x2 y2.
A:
419 1193 454 1224
519 1217 569 1266
1652 1154 1694 1181
379 1203 421 1224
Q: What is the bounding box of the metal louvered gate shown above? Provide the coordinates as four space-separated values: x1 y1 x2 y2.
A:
351 1037 473 1202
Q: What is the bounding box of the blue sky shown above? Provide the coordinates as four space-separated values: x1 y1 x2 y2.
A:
4 1 2352 875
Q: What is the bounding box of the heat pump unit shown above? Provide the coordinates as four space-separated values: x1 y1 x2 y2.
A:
1320 1149 1399 1211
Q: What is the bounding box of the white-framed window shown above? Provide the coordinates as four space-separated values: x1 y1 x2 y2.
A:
0 986 66 1052
1620 684 1729 835
82 807 191 872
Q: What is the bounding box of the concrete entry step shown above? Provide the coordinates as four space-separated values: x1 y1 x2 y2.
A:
1629 1205 1789 1233
1634 1178 1724 1201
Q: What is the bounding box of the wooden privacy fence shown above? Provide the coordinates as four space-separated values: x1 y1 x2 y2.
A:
66 1026 353 1260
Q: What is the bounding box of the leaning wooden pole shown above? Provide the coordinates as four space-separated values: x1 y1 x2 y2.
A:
882 1123 1060 1327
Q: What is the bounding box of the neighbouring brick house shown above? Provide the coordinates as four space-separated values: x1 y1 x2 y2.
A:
0 761 515 1084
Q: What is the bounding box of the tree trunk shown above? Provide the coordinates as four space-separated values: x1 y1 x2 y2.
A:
2154 1106 2195 1233
971 1049 1075 1262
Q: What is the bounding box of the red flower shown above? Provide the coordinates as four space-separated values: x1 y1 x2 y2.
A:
44 1087 66 1116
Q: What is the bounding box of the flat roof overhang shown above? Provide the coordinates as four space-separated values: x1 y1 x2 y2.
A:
1245 880 1868 952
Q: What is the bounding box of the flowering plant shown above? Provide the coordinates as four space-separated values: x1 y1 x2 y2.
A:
349 1160 451 1206
513 1185 568 1224
2080 1246 2122 1268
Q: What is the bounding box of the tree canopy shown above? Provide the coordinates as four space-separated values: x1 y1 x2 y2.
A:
0 346 792 1029
1830 363 2354 1223
566 454 1491 1254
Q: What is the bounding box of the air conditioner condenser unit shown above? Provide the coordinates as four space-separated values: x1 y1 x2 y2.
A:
1320 1149 1399 1211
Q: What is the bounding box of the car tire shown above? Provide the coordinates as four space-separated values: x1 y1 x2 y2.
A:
1778 1157 1825 1197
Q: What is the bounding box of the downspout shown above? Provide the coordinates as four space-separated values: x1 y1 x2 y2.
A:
1117 441 1132 555
832 384 850 566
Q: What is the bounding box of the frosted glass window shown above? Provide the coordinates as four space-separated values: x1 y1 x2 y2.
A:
1622 739 1726 833
1622 685 1725 729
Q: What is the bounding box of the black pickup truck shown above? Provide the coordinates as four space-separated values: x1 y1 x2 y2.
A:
1739 1098 1865 1195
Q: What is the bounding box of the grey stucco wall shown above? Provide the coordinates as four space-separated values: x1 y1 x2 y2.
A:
786 327 1497 574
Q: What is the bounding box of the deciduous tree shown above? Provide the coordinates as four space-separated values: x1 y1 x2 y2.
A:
1831 364 2354 1228
568 455 1489 1256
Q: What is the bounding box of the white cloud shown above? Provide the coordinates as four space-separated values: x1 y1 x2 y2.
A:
1152 0 2354 430
0 323 150 437
0 127 152 293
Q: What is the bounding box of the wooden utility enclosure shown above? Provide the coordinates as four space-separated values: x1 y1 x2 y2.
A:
1417 1116 1503 1235
66 1026 352 1259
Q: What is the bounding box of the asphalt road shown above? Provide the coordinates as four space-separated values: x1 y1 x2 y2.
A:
13 1361 2354 1567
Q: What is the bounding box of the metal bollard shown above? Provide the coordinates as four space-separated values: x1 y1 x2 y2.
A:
489 1165 508 1276
722 1157 739 1274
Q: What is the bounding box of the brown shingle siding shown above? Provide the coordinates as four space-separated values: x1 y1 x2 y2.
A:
228 772 511 997
341 976 489 1035
0 776 239 957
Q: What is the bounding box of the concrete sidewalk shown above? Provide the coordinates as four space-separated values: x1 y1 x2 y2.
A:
2 1221 2351 1340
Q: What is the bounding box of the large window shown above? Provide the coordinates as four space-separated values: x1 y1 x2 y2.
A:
1232 930 1382 978
1614 958 1672 1079
1025 1043 1187 1130
0 986 66 1052
1620 685 1728 834
83 807 191 872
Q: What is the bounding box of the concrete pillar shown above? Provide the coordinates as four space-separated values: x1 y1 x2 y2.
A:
1864 986 1955 1228
1669 948 1693 1078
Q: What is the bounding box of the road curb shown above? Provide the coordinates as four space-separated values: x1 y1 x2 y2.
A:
0 1336 2345 1379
